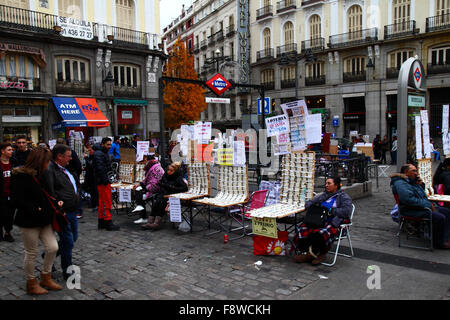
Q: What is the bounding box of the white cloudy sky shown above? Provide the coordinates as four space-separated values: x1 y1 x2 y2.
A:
160 0 194 33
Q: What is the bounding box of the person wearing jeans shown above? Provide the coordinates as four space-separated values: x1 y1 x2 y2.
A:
44 144 81 280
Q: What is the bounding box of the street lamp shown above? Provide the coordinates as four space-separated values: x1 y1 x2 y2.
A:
204 48 230 74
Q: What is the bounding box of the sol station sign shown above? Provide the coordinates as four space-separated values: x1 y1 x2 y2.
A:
206 73 232 96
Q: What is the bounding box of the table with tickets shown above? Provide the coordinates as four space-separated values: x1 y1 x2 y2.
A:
193 165 250 240
165 162 211 232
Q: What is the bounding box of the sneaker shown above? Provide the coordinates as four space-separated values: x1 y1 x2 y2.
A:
76 214 83 219
134 218 147 224
3 233 14 243
132 205 145 213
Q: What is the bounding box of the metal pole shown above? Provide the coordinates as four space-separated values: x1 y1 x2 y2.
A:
159 77 167 169
295 56 299 100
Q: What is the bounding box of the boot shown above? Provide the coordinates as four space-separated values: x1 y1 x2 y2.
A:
141 216 155 230
40 273 62 291
293 253 314 263
26 278 48 295
98 219 106 230
148 216 163 230
104 220 120 231
311 253 328 265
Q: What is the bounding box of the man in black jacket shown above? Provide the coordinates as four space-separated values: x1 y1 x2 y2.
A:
44 144 81 280
11 135 30 167
0 143 16 242
93 138 120 231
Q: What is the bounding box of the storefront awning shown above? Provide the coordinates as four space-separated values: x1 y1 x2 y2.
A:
52 97 110 128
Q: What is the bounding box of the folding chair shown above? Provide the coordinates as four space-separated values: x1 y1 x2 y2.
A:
393 193 433 251
321 204 355 267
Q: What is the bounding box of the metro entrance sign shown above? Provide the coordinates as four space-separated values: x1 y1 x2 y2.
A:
206 73 232 96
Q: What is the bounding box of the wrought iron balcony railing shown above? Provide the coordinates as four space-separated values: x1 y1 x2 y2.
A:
427 63 450 75
301 38 325 52
305 75 326 86
343 71 366 83
277 0 296 13
257 5 273 20
0 4 58 34
200 40 207 50
226 24 235 37
281 79 296 88
113 85 142 98
426 13 450 33
262 81 275 91
257 48 275 61
329 28 378 49
384 20 418 40
277 43 297 57
56 81 91 95
386 67 400 79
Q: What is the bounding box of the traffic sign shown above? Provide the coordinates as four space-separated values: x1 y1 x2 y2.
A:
257 97 271 115
206 73 232 96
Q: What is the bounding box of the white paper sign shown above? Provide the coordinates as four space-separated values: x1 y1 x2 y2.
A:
265 115 290 137
181 125 195 140
306 113 322 144
415 116 423 160
194 122 212 144
57 16 94 40
136 141 150 162
119 188 132 203
48 139 57 150
421 110 431 159
443 105 450 156
169 197 182 223
233 141 246 167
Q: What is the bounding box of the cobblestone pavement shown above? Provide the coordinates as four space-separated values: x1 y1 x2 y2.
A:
0 166 449 301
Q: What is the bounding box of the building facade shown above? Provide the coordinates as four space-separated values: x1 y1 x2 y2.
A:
0 0 165 144
250 0 450 140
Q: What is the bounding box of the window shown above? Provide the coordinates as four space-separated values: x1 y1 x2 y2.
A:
281 65 295 81
347 5 362 39
306 62 324 78
264 0 270 7
261 69 274 83
393 0 410 30
0 0 28 8
436 0 450 16
344 57 366 74
310 14 321 40
116 0 135 30
284 21 294 45
58 0 82 18
113 63 140 87
55 57 89 82
430 45 450 65
263 28 271 50
388 49 414 69
0 54 40 79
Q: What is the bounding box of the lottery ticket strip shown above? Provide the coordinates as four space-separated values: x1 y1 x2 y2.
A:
165 163 211 232
192 165 251 241
248 152 316 233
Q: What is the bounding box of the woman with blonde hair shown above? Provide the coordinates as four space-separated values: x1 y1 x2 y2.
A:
11 147 62 295
141 162 187 230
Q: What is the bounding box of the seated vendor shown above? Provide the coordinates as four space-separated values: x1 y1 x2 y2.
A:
294 177 353 265
141 162 188 230
132 155 164 224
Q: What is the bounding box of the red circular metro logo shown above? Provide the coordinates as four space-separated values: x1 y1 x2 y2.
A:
206 73 232 96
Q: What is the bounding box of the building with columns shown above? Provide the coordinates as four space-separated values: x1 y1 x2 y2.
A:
250 0 450 140
0 0 165 144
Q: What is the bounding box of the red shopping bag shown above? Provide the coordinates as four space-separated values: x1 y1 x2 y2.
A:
252 231 289 256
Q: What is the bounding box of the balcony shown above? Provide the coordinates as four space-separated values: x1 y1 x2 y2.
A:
386 67 400 79
343 71 366 83
214 30 224 42
426 13 450 33
113 85 142 98
208 35 215 46
56 81 91 95
384 20 418 40
329 28 378 49
193 43 199 53
427 63 450 75
262 81 275 91
257 48 275 61
277 43 297 57
301 38 325 53
277 0 296 14
226 25 235 37
305 75 326 86
302 0 326 6
0 76 41 92
200 40 207 50
0 5 58 34
281 79 296 88
256 5 273 21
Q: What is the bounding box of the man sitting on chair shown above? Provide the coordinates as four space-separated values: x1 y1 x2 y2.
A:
390 164 450 249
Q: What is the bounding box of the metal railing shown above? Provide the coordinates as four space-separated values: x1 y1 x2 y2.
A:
301 38 325 52
256 5 273 20
386 67 400 79
56 81 91 95
226 24 235 37
113 85 142 98
305 75 326 86
277 43 297 57
384 20 417 40
262 81 275 91
343 71 366 83
426 13 450 32
329 27 378 49
0 4 58 33
108 26 148 49
427 63 450 75
281 79 296 88
277 0 296 13
200 40 207 49
257 48 274 60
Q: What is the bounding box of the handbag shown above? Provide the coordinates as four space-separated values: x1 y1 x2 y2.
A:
33 177 69 232
303 204 330 229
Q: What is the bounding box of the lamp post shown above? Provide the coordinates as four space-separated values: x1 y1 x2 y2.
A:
204 48 230 74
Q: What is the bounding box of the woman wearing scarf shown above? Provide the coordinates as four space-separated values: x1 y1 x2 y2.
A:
141 162 188 230
294 177 353 265
132 156 165 224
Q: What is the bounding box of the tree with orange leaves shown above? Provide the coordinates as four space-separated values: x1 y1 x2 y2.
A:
163 37 207 130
